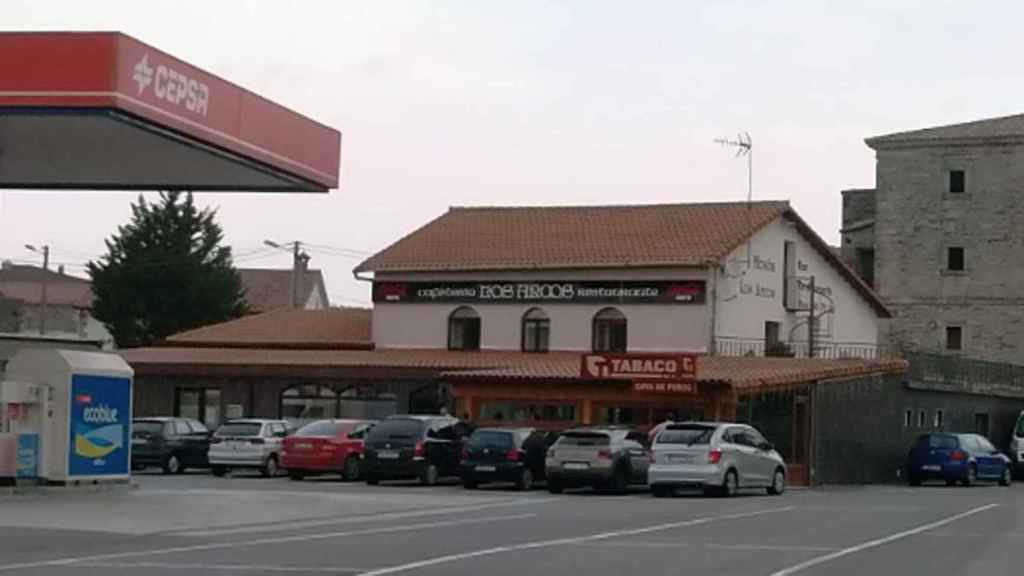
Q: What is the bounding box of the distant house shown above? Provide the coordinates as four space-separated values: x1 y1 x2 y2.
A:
0 262 112 347
238 268 330 313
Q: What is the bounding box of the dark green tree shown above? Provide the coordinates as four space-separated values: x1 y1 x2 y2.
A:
88 191 247 348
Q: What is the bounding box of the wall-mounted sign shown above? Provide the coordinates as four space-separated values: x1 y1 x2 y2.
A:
68 374 131 477
374 280 705 305
16 433 38 478
580 353 698 380
632 381 698 394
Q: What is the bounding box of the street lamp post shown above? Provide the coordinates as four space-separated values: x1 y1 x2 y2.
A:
263 240 305 308
25 244 50 335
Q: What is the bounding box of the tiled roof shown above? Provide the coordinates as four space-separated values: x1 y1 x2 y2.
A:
355 201 791 273
238 268 328 313
165 307 372 349
866 113 1024 148
0 263 88 283
0 281 94 308
121 347 906 392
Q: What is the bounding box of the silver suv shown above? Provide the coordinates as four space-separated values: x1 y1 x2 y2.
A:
209 419 290 477
545 427 651 494
648 422 785 497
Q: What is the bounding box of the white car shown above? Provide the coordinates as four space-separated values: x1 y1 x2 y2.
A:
209 419 291 477
648 422 785 497
1010 410 1024 478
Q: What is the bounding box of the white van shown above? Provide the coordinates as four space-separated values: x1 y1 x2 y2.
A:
1010 411 1024 478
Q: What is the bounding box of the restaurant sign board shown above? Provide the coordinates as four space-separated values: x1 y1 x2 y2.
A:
373 280 705 305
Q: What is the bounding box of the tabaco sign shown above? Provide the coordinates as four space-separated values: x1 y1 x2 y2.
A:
373 280 705 305
580 353 698 380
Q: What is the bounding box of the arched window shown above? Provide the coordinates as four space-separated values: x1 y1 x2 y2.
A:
280 384 337 423
521 307 550 352
448 306 481 351
592 307 627 352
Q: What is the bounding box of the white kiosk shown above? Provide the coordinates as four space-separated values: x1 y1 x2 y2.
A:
0 349 132 485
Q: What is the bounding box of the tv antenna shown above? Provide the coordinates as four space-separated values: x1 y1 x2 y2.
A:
714 132 752 205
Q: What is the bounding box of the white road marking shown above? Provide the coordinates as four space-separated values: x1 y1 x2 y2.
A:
358 505 796 576
769 503 999 576
175 497 558 538
0 513 536 573
575 540 837 552
74 562 367 573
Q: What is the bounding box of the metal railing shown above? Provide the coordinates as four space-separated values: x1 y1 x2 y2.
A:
904 351 1024 388
713 338 895 360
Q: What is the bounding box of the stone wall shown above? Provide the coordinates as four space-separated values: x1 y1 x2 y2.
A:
839 188 876 286
873 144 1024 364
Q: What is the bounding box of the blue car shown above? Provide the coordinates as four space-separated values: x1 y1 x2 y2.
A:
906 433 1011 487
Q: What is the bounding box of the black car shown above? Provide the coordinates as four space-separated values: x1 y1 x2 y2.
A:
461 427 554 491
131 417 212 474
363 415 469 485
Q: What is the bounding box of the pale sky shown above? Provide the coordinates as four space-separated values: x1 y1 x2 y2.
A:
3 1 1023 307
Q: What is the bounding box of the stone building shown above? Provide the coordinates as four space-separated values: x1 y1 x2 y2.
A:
842 114 1024 364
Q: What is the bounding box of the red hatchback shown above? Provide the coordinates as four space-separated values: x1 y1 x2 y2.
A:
281 419 375 481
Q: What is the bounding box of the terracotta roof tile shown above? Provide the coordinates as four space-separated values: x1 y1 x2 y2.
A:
166 307 371 349
239 268 327 313
355 201 791 273
122 347 906 392
0 281 94 308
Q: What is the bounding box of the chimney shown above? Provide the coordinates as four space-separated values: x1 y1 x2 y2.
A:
58 264 65 275
1 260 11 270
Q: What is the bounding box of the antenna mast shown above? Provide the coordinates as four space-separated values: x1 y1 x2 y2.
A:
715 132 754 264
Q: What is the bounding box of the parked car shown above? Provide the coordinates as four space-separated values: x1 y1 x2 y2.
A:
544 427 650 494
363 415 469 486
1009 411 1024 478
461 427 554 490
648 422 786 497
209 419 291 478
906 433 1011 487
281 419 375 481
131 417 212 474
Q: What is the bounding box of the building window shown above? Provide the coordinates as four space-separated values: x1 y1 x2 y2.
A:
904 409 912 428
917 409 926 428
592 307 627 352
949 170 965 194
856 248 875 287
947 247 965 271
975 413 990 437
946 326 963 351
175 388 222 429
521 307 550 352
448 306 481 351
934 409 944 428
280 384 337 423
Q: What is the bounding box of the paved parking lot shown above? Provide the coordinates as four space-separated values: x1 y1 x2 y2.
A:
0 471 1022 575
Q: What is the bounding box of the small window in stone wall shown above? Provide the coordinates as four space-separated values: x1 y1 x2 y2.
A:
934 409 944 428
946 326 963 351
918 409 926 428
947 247 965 271
949 170 965 193
904 409 913 428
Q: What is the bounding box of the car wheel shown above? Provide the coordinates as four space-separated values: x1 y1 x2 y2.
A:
963 464 977 487
162 454 183 475
419 464 439 486
651 485 672 498
907 470 922 487
722 469 739 497
516 469 534 491
608 467 628 495
289 472 305 481
211 466 228 477
463 478 478 489
945 478 957 487
261 456 279 478
341 456 361 482
547 480 564 494
1000 466 1012 487
767 468 786 496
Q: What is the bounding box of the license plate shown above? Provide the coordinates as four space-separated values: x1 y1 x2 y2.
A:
669 454 694 463
378 450 399 460
296 443 313 451
563 462 589 470
475 465 496 472
921 465 941 471
131 438 146 446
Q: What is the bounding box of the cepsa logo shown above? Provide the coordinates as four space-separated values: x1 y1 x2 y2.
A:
132 54 210 117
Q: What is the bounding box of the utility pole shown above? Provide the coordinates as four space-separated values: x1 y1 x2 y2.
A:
264 239 308 309
25 244 49 335
807 275 816 359
290 241 301 308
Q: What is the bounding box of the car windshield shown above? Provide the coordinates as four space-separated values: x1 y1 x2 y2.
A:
215 423 263 437
924 435 958 449
132 421 163 435
469 430 515 448
658 425 716 445
294 421 341 437
367 419 427 441
558 432 610 446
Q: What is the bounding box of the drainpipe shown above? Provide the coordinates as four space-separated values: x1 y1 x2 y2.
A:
708 263 719 356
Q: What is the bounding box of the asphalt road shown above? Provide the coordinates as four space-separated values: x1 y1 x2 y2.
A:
0 471 1022 575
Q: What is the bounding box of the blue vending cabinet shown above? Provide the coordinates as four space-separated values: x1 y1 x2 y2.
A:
68 374 131 477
